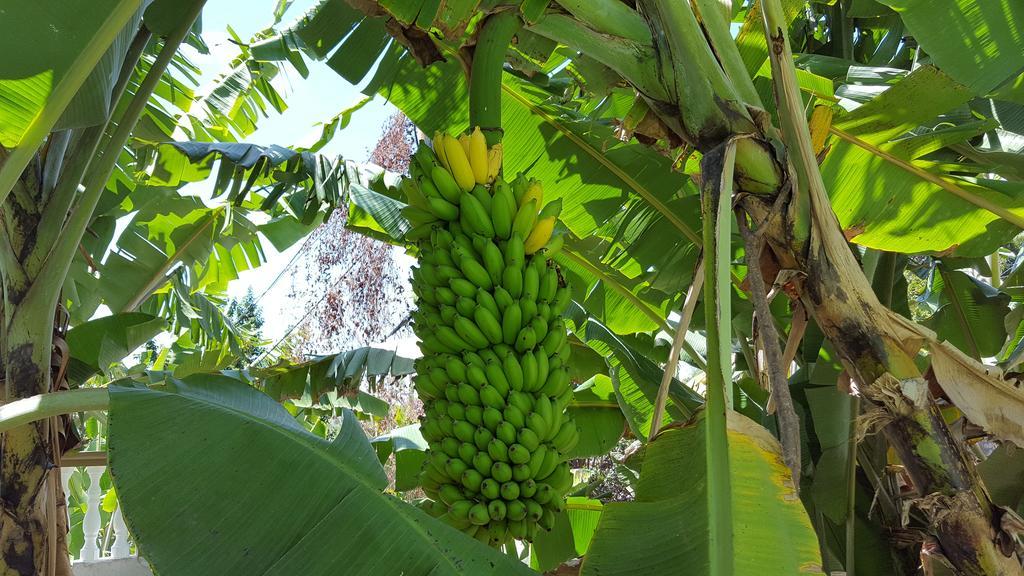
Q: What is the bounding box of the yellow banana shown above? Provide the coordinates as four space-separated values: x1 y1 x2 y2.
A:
459 133 472 161
520 179 543 208
486 143 502 184
524 217 556 254
469 126 489 185
444 133 476 192
433 131 450 171
809 105 833 155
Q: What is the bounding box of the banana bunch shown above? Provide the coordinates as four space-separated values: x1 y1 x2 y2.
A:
403 128 576 547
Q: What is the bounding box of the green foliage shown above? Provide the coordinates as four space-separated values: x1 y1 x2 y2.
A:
108 375 537 575
5 0 1024 573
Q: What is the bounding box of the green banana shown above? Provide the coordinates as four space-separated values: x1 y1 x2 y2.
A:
542 323 565 356
500 481 520 500
502 302 522 346
469 503 490 526
418 176 442 200
541 367 568 396
496 421 517 445
460 256 493 290
519 298 537 325
487 500 507 521
539 265 558 302
507 500 527 522
491 181 515 239
426 196 459 221
484 362 511 397
480 478 500 501
473 307 503 345
460 192 494 237
535 395 554 435
481 241 504 285
457 383 480 406
502 265 523 298
526 413 548 443
453 421 475 443
474 452 494 476
535 351 549 394
479 385 505 410
476 288 500 319
528 444 547 478
473 427 493 451
450 278 477 299
436 326 469 351
435 287 457 306
508 390 532 415
472 184 492 213
508 444 531 465
455 296 476 318
467 364 489 388
482 407 503 431
431 165 462 204
447 402 466 421
515 325 537 353
530 316 548 347
493 286 514 311
504 405 525 428
465 405 483 426
523 265 539 301
512 199 538 239
503 353 524 391
504 233 525 268
488 438 509 462
454 315 489 349
520 351 538 392
552 420 579 454
492 462 513 483
462 469 483 492
513 465 532 483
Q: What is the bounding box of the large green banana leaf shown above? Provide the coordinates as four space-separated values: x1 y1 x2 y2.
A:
821 65 1024 255
0 0 142 198
109 375 538 575
877 0 1024 96
581 411 824 575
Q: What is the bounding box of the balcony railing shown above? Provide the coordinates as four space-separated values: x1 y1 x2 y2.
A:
62 452 151 576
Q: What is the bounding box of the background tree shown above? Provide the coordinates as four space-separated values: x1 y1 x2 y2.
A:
225 288 266 367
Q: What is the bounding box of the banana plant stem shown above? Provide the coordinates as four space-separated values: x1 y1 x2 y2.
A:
469 10 520 145
0 388 109 434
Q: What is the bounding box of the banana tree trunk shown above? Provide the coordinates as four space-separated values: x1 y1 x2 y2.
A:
743 182 1022 575
0 156 73 576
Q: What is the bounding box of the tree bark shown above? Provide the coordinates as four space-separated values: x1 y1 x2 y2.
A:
741 183 1022 574
0 157 72 576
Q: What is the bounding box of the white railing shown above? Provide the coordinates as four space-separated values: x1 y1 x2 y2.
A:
61 454 133 563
